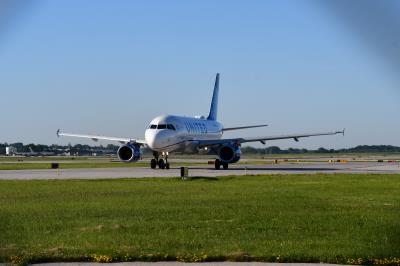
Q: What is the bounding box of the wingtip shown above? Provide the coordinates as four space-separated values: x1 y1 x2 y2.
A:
335 129 345 136
56 129 61 137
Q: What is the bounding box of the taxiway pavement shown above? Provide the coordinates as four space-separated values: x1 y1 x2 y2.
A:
0 162 399 180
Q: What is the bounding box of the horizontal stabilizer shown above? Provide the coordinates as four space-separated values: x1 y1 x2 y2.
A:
223 124 268 132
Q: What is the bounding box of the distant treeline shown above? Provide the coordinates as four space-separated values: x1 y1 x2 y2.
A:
241 145 400 154
0 143 400 155
0 143 119 155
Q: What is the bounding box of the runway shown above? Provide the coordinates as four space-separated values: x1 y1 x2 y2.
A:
0 162 399 180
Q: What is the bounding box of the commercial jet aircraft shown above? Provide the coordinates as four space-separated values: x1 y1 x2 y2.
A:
57 74 344 170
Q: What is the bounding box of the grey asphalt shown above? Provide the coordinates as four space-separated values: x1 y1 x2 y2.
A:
0 162 399 180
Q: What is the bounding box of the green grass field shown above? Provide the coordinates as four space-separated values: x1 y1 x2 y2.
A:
0 174 399 265
0 157 88 162
0 162 148 170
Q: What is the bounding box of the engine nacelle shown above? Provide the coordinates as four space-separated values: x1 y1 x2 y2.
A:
117 144 141 162
218 144 241 163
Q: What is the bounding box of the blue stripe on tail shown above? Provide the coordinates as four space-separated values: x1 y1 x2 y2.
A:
207 73 220 121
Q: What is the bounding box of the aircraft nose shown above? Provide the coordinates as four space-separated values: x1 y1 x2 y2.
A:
145 130 166 150
145 130 157 149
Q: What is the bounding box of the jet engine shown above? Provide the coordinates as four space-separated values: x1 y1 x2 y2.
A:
218 144 241 163
117 144 141 162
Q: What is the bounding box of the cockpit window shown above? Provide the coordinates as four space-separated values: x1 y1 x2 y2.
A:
151 124 176 130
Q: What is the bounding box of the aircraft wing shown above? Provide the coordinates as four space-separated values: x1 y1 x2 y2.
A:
223 124 268 131
56 129 146 145
198 130 345 147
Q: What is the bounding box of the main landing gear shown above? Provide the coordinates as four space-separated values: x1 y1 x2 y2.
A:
214 159 229 170
150 151 170 170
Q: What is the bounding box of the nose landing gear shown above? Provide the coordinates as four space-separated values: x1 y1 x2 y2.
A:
150 158 157 169
150 151 170 170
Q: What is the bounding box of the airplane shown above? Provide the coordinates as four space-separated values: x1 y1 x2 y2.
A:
57 73 344 170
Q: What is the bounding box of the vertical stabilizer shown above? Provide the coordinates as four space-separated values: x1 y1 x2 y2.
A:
207 73 220 121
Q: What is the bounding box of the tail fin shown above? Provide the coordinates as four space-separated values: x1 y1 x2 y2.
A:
207 73 220 121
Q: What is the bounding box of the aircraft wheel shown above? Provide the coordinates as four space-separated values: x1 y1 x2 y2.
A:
222 163 229 170
150 159 157 169
158 159 166 169
215 159 221 170
166 163 170 169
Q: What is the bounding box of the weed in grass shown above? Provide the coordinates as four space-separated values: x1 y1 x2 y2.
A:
91 254 113 263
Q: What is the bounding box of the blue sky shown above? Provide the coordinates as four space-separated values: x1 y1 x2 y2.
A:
0 0 399 149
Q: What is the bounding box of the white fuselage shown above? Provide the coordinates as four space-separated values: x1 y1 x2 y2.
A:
145 115 223 153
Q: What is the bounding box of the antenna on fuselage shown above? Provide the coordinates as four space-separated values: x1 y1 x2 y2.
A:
207 73 220 121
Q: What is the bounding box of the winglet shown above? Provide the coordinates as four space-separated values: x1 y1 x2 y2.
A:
56 129 61 137
342 128 345 136
207 73 220 121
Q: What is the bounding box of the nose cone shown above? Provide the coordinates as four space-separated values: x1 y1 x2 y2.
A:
145 129 168 150
145 129 157 150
